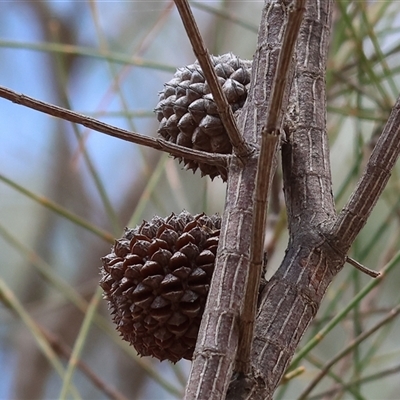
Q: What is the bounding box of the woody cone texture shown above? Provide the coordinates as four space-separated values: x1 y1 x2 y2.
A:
100 211 221 362
155 53 252 180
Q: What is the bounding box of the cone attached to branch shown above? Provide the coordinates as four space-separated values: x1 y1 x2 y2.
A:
100 211 221 362
155 53 252 180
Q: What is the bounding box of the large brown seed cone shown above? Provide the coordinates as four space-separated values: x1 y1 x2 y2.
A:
155 53 252 181
100 211 221 363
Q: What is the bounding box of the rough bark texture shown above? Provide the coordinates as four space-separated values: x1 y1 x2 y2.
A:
227 0 338 398
185 1 295 398
227 0 400 398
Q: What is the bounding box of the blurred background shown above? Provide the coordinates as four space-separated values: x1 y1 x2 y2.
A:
1 1 400 399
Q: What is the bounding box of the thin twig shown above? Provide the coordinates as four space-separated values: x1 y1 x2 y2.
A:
0 85 229 168
173 0 252 160
298 303 400 400
236 0 306 372
346 256 380 278
157 138 229 167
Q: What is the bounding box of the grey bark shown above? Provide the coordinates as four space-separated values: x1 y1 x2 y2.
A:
227 0 400 398
186 0 306 398
188 0 400 399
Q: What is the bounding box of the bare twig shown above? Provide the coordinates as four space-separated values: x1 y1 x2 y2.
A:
0 85 229 168
263 0 306 134
157 138 228 167
236 0 306 372
173 0 252 160
346 256 380 278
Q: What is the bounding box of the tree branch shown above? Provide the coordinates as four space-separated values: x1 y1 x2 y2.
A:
236 0 306 373
185 1 301 398
346 256 380 278
173 0 252 160
228 1 336 398
329 94 400 252
228 0 400 397
0 85 229 169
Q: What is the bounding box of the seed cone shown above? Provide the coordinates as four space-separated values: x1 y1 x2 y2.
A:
155 53 252 181
100 211 221 362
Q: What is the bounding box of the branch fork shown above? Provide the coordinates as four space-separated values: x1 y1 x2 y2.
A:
173 0 252 161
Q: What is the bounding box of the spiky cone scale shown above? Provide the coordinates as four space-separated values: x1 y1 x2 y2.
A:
100 211 221 363
155 53 252 181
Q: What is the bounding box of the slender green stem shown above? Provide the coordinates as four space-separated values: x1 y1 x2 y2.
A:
0 224 183 397
191 1 258 33
0 173 114 243
0 277 82 399
50 25 122 237
127 153 169 227
298 302 400 399
59 287 102 400
0 39 175 72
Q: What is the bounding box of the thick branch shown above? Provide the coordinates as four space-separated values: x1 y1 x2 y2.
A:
229 0 400 397
173 0 252 159
228 1 335 398
185 1 297 398
236 0 306 372
0 85 228 168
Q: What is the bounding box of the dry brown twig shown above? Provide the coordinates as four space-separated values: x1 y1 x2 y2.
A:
0 86 228 169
